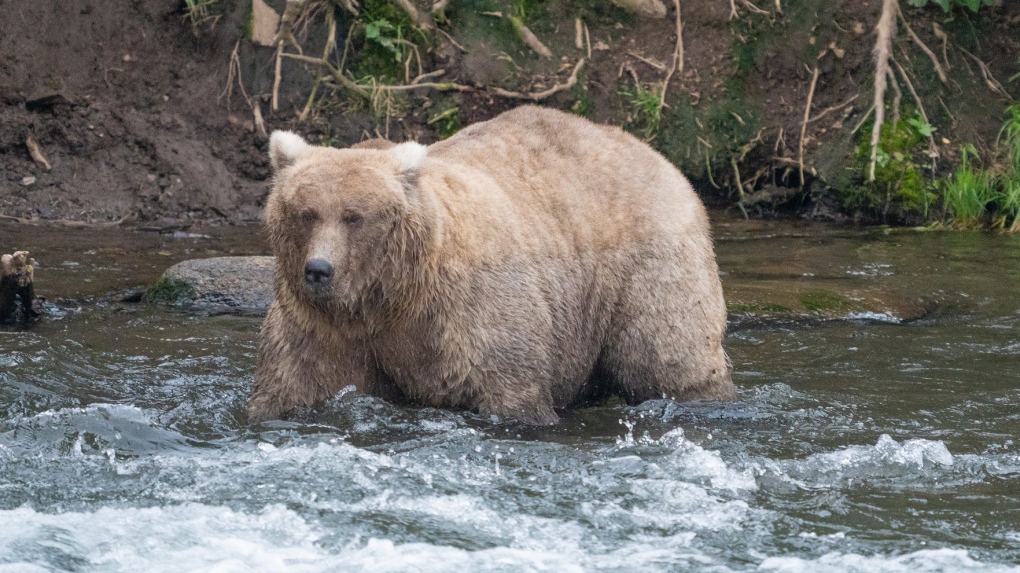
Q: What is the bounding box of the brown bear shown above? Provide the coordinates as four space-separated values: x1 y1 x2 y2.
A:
248 105 735 425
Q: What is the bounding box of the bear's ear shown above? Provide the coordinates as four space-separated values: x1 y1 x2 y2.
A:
390 141 428 174
269 131 311 171
389 141 428 197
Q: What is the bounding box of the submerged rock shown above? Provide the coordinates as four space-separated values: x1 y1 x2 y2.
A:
150 256 274 312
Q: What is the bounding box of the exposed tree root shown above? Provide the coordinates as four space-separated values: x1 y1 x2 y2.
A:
892 58 936 153
898 6 947 84
392 0 433 29
888 67 902 125
799 65 819 187
958 46 1012 101
658 0 683 112
490 59 586 101
807 93 859 124
869 0 897 182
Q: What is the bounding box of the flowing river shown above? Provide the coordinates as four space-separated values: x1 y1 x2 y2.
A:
1 220 1018 572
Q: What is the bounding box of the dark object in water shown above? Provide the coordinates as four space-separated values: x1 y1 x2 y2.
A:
1 251 41 324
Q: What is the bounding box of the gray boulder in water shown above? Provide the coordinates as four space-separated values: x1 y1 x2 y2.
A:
150 256 274 313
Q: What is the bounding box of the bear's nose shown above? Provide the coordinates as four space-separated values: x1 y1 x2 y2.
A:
304 258 334 285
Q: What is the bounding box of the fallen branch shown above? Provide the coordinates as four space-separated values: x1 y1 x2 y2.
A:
869 0 897 182
490 58 586 101
658 0 683 112
799 65 819 187
897 6 947 84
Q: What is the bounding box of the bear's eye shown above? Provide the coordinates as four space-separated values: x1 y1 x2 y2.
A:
341 212 363 226
299 209 319 224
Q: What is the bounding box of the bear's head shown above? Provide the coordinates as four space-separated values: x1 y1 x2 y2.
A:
265 131 433 313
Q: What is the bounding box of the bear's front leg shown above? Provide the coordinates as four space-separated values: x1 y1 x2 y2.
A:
248 299 380 423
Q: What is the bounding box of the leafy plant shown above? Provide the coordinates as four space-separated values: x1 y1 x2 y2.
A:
908 116 936 138
365 18 403 63
846 117 935 220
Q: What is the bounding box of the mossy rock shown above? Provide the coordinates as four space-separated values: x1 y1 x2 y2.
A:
142 278 197 305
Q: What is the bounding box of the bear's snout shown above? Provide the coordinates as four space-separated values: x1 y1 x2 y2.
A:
304 258 335 290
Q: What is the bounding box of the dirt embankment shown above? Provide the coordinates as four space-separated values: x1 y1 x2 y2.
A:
0 0 1017 226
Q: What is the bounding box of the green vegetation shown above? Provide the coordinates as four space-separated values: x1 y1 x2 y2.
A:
427 105 462 139
620 81 663 140
352 0 426 82
843 116 935 221
182 0 221 33
907 0 995 12
938 105 1020 231
728 302 793 314
838 105 1020 231
142 278 196 305
799 289 853 313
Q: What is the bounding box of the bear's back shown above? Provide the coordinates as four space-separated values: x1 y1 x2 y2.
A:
424 106 711 257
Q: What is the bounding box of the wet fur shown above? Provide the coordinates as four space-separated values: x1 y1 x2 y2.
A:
249 106 736 425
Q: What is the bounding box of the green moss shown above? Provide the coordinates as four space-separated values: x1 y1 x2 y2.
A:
142 278 196 305
799 289 852 313
728 302 793 314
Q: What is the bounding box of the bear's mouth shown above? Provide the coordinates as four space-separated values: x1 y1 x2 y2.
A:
304 281 333 299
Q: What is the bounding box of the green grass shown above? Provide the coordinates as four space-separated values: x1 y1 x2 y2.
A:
942 145 996 228
620 81 662 140
939 105 1020 230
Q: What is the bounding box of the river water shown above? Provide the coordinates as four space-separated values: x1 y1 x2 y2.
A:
1 221 1018 572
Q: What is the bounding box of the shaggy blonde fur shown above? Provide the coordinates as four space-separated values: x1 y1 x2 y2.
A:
249 106 735 425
